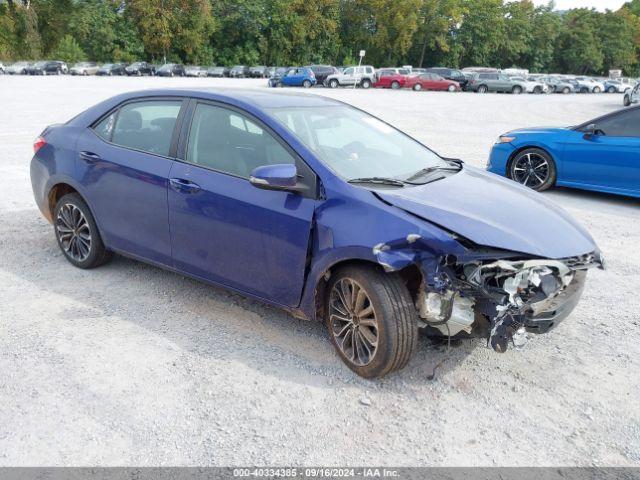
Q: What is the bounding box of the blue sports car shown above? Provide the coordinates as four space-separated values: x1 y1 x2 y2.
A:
31 89 603 377
488 106 640 198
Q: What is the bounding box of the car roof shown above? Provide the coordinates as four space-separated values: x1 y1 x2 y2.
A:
68 88 344 127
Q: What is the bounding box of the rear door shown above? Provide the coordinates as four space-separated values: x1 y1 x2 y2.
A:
562 108 640 194
167 100 317 306
75 98 185 265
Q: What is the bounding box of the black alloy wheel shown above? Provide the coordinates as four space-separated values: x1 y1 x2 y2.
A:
509 148 557 191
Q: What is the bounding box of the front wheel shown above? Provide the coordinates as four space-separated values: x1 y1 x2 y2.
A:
509 148 557 192
477 85 488 93
391 81 400 90
608 86 617 93
302 79 312 88
329 79 339 88
512 85 523 95
624 94 631 106
412 83 422 91
533 86 542 94
325 265 418 378
593 86 601 93
562 87 570 94
447 84 456 92
54 193 112 269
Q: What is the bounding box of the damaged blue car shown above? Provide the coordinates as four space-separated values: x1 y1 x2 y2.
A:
30 89 604 378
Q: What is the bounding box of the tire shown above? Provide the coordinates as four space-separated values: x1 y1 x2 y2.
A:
477 85 488 93
447 84 456 92
580 87 589 94
562 87 570 94
624 94 631 107
137 70 142 77
509 148 557 192
533 86 542 94
360 79 371 89
391 81 400 90
608 86 616 93
329 79 339 88
413 83 422 91
512 85 523 95
593 86 601 93
53 193 112 269
302 79 312 88
325 264 418 378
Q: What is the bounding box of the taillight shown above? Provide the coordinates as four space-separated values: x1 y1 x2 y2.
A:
33 136 47 154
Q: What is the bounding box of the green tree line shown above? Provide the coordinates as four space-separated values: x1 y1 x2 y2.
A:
2 0 640 75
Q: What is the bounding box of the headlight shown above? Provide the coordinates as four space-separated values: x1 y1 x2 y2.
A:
496 135 516 144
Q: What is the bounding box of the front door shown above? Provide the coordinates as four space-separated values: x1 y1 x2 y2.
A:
75 98 185 265
168 101 317 306
562 108 640 194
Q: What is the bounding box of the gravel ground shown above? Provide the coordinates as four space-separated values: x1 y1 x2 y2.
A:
1 75 639 467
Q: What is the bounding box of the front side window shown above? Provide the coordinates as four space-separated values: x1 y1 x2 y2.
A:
185 104 295 178
108 100 182 156
343 68 354 76
595 110 640 137
268 105 447 182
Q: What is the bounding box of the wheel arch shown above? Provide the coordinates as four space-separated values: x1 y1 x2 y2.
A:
308 257 423 323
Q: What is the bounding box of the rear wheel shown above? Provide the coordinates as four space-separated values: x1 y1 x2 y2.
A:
593 86 601 93
512 85 523 95
624 94 631 107
325 265 418 378
509 148 556 192
580 87 589 94
608 86 617 93
447 84 456 92
360 79 371 89
391 81 400 90
533 86 542 94
412 83 422 91
54 193 112 269
562 87 570 94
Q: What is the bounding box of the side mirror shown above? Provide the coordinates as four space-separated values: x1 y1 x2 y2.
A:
583 123 598 139
250 164 302 193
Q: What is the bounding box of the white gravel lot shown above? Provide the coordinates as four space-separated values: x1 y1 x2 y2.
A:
1 75 639 467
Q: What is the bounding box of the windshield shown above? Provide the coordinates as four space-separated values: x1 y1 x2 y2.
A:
267 105 448 182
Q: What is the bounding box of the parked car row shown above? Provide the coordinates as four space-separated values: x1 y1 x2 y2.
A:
4 60 637 98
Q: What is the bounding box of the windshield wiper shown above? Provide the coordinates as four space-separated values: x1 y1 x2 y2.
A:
405 164 461 182
347 177 406 187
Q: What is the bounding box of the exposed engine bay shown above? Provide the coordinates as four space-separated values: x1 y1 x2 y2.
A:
416 252 603 352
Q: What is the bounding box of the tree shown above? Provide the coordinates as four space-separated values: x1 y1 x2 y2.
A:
53 34 86 63
411 0 466 68
456 0 505 67
554 8 604 74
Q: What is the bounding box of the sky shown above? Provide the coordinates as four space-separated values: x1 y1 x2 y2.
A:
532 0 627 10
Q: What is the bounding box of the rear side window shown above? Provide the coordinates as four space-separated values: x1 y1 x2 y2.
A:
108 100 182 156
186 103 295 178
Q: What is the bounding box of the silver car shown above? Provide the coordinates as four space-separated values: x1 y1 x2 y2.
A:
468 72 528 94
536 75 574 94
623 82 640 106
325 65 376 89
70 62 99 75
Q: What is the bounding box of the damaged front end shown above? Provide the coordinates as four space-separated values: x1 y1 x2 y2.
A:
374 235 604 352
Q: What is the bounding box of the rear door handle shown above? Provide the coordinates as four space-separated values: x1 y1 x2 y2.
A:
169 178 201 194
79 151 101 163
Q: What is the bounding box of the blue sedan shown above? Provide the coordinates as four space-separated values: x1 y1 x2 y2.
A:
488 106 640 197
30 89 602 377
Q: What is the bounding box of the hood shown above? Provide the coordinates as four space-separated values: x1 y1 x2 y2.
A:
376 166 597 259
506 126 570 136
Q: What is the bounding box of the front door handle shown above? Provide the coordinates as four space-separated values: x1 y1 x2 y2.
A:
79 151 101 163
169 178 201 194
